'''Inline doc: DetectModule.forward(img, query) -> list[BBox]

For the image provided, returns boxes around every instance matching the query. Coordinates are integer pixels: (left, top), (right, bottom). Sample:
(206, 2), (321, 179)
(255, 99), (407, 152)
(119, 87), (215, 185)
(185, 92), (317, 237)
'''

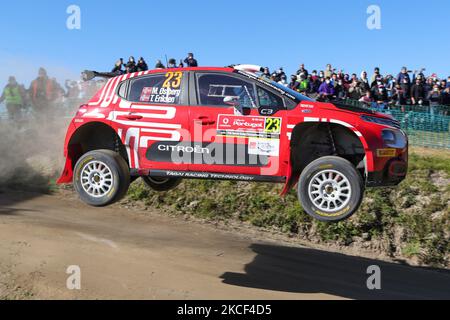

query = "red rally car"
(58, 65), (408, 222)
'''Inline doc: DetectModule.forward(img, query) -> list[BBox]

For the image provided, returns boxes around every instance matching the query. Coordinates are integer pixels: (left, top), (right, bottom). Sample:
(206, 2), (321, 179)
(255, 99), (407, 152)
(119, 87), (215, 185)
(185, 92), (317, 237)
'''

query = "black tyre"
(141, 176), (182, 192)
(298, 156), (364, 222)
(73, 150), (130, 207)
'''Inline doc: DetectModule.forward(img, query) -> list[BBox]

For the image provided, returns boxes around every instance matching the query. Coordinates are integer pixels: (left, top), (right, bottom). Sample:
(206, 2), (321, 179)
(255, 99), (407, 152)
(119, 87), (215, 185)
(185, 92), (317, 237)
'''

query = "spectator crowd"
(274, 64), (450, 113)
(2, 52), (449, 123)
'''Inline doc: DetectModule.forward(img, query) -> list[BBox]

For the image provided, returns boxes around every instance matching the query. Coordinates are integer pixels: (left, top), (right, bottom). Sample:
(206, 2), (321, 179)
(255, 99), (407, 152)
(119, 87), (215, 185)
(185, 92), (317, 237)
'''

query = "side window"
(257, 86), (285, 108)
(117, 81), (128, 98)
(128, 72), (183, 104)
(196, 73), (256, 108)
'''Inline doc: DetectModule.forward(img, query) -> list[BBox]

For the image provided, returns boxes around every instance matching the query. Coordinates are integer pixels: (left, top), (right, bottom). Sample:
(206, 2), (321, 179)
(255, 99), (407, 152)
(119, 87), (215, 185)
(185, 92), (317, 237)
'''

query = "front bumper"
(366, 158), (408, 187)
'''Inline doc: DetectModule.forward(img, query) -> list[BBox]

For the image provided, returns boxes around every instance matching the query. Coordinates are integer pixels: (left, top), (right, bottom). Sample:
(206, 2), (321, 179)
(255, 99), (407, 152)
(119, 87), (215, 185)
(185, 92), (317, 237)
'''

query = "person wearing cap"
(184, 53), (198, 67)
(0, 76), (27, 121)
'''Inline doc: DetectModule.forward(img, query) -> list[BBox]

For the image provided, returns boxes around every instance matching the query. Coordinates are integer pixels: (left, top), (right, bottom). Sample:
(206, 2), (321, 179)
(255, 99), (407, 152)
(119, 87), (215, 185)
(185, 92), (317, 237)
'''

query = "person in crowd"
(371, 74), (383, 89)
(397, 67), (411, 102)
(440, 87), (450, 112)
(184, 53), (198, 67)
(309, 73), (321, 94)
(276, 67), (286, 79)
(288, 75), (300, 91)
(410, 78), (425, 105)
(296, 64), (308, 77)
(427, 84), (442, 116)
(278, 74), (288, 87)
(391, 83), (406, 107)
(372, 84), (388, 109)
(111, 58), (124, 74)
(65, 80), (80, 99)
(359, 91), (373, 105)
(348, 79), (363, 100)
(424, 77), (435, 102)
(271, 71), (282, 82)
(318, 70), (325, 79)
(297, 74), (309, 94)
(168, 58), (178, 68)
(29, 68), (60, 121)
(124, 56), (137, 73)
(370, 67), (381, 85)
(155, 60), (166, 69)
(331, 73), (338, 86)
(385, 75), (395, 99)
(318, 77), (335, 100)
(261, 67), (271, 80)
(334, 78), (346, 99)
(360, 71), (370, 91)
(324, 64), (334, 78)
(0, 76), (27, 121)
(137, 57), (148, 71)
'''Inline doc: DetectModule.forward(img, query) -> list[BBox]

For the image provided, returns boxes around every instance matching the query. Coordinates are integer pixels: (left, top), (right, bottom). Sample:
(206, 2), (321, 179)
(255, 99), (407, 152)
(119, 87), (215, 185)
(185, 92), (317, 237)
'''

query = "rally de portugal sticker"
(217, 115), (282, 139)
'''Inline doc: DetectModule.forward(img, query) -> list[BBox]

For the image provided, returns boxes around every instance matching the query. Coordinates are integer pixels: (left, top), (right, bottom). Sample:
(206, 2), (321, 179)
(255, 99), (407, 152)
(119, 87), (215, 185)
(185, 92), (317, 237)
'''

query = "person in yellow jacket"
(0, 76), (26, 120)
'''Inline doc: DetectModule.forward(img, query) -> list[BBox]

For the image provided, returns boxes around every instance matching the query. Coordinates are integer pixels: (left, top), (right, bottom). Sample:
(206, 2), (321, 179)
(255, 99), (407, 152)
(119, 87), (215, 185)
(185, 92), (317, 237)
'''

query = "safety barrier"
(342, 99), (450, 149)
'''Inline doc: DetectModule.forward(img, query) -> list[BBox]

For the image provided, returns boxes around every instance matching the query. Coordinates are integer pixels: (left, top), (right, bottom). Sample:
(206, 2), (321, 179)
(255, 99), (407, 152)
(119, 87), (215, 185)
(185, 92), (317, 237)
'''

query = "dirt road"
(0, 190), (449, 300)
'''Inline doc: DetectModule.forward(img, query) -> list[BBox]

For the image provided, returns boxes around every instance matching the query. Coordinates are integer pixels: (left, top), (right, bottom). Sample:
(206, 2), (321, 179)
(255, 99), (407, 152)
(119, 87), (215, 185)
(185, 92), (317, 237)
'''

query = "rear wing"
(81, 70), (121, 81)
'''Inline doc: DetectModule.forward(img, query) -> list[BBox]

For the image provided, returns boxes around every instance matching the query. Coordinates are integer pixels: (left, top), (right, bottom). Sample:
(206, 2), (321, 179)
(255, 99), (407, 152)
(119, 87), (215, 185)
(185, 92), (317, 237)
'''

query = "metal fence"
(342, 99), (450, 149)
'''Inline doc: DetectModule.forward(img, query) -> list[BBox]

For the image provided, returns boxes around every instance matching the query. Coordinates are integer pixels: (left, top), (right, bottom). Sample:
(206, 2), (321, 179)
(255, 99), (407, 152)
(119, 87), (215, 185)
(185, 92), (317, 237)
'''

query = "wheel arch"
(282, 121), (371, 195)
(57, 121), (129, 184)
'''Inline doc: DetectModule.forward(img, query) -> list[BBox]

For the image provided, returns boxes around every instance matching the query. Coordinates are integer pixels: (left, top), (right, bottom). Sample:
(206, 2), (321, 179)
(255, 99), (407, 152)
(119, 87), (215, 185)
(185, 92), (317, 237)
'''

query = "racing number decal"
(265, 118), (281, 134)
(163, 72), (183, 89)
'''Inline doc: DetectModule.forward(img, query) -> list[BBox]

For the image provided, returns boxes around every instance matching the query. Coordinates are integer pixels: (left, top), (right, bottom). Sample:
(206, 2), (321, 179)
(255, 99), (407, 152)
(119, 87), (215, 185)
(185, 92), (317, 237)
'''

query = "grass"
(127, 150), (450, 268)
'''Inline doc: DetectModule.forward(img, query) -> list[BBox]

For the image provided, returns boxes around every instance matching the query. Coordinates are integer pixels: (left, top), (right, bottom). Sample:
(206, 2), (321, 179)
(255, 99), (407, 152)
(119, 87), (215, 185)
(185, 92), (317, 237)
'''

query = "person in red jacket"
(29, 68), (59, 122)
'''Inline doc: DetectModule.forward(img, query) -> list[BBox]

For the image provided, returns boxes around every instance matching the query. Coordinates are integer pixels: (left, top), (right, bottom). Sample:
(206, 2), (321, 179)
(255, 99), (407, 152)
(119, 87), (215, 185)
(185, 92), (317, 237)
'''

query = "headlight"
(361, 115), (401, 129)
(381, 129), (407, 148)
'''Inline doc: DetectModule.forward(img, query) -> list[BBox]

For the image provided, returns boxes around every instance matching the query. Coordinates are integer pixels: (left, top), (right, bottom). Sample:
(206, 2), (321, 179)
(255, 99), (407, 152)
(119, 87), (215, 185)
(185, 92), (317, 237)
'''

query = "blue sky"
(0, 0), (449, 88)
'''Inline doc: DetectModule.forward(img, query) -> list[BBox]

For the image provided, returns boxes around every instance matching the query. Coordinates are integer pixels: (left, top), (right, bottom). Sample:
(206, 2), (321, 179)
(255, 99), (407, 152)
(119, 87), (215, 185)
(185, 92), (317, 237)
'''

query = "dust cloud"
(0, 106), (76, 193)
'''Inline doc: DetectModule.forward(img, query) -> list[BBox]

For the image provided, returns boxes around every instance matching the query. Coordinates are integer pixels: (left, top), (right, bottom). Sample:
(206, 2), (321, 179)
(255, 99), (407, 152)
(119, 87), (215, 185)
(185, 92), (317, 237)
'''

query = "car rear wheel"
(142, 176), (182, 192)
(74, 150), (130, 207)
(298, 156), (364, 222)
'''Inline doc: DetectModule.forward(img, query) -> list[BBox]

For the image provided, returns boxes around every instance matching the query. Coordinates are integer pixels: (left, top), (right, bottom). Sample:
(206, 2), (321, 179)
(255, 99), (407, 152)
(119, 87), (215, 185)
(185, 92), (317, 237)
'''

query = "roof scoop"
(232, 64), (264, 73)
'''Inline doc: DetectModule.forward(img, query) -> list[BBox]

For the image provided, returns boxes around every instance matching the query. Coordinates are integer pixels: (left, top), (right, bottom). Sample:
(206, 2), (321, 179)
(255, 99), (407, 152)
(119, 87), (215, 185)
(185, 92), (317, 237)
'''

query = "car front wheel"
(298, 156), (364, 222)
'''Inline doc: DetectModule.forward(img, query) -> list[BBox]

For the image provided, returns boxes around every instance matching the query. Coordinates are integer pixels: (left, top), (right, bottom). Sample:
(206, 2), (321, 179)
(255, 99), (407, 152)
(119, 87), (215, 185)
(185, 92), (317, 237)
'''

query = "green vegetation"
(127, 151), (450, 268)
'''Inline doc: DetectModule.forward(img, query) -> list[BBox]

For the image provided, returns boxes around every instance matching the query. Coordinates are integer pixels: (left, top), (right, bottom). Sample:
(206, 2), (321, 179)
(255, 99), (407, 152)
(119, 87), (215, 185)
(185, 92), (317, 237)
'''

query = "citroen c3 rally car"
(57, 64), (408, 222)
